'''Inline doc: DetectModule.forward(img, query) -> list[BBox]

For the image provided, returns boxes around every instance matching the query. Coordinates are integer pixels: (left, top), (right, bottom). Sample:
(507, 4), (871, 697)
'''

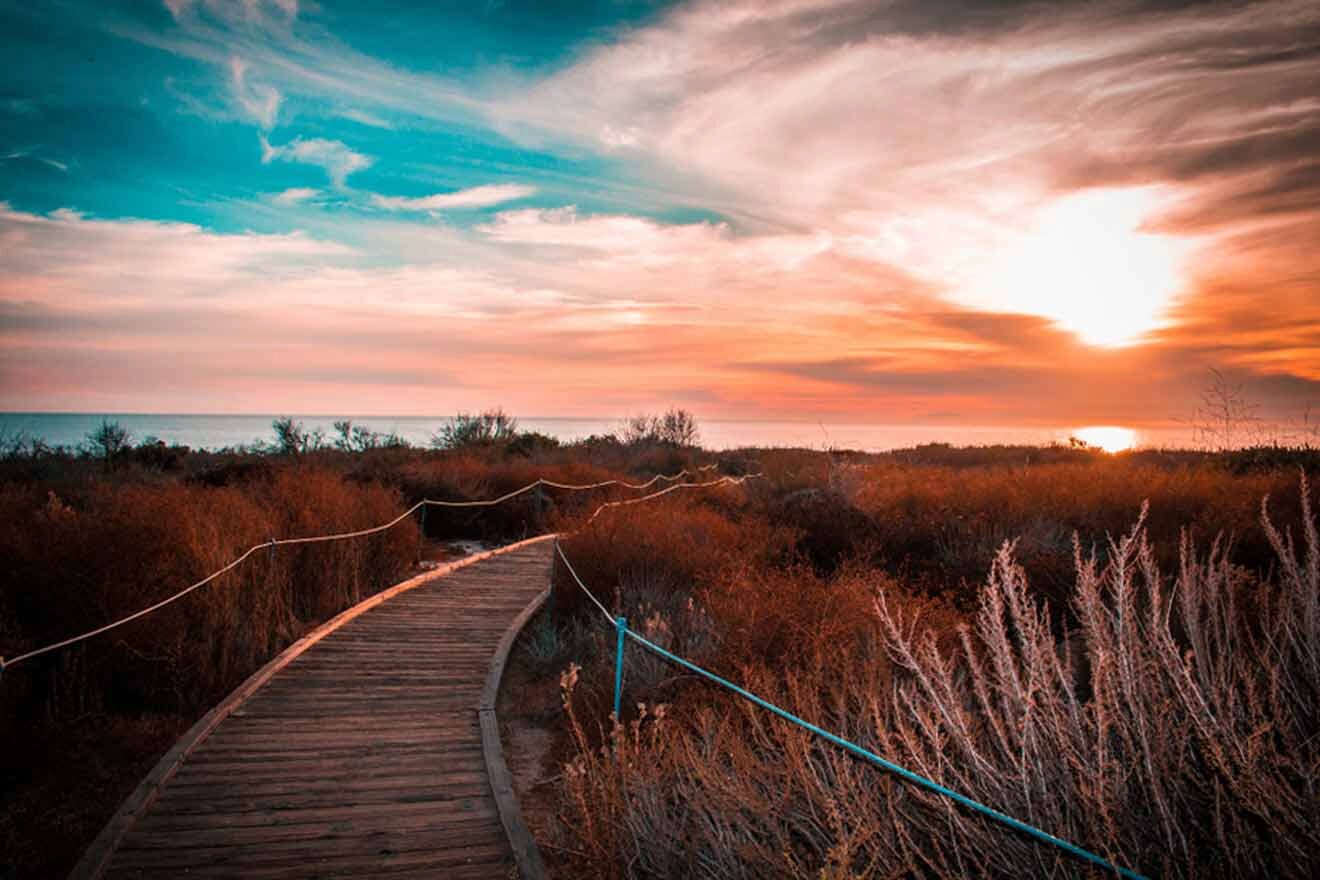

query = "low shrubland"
(525, 460), (1319, 878)
(2, 418), (1317, 877)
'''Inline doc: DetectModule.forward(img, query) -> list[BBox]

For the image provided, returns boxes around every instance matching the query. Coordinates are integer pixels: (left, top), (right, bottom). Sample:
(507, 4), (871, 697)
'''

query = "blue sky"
(1, 0), (1317, 421)
(0, 0), (690, 231)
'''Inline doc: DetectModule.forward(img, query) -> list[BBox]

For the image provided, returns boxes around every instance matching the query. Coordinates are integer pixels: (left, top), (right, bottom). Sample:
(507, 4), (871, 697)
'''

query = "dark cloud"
(1039, 13), (1320, 220)
(735, 351), (1320, 421)
(917, 310), (1079, 354)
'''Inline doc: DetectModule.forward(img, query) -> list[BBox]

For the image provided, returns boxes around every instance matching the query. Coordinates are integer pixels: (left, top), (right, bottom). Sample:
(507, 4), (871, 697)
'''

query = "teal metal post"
(613, 616), (627, 721)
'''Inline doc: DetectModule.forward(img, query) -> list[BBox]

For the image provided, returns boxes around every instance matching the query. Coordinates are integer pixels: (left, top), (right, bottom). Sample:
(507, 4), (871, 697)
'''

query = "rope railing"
(0, 465), (745, 674)
(416, 465), (720, 509)
(552, 540), (1150, 880)
(583, 474), (757, 525)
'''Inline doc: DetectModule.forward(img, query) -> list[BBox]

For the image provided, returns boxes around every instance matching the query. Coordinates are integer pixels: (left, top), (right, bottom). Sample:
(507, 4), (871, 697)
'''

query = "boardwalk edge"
(69, 533), (557, 880)
(478, 544), (554, 880)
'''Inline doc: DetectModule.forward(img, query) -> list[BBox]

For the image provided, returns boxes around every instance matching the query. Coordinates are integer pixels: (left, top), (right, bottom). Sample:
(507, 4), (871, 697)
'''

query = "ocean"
(0, 413), (1203, 453)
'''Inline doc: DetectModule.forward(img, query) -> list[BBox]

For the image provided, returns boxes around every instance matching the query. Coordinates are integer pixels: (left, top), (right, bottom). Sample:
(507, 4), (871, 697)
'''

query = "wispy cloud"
(121, 1), (481, 126)
(479, 206), (727, 253)
(4, 150), (68, 173)
(259, 136), (372, 187)
(270, 186), (319, 205)
(0, 203), (351, 284)
(227, 56), (281, 128)
(337, 107), (394, 129)
(166, 0), (298, 25)
(370, 183), (535, 212)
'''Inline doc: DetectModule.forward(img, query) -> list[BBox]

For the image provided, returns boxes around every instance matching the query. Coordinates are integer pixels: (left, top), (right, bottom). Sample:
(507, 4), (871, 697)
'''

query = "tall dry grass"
(548, 477), (1320, 878)
(850, 459), (1303, 609)
(0, 467), (417, 720)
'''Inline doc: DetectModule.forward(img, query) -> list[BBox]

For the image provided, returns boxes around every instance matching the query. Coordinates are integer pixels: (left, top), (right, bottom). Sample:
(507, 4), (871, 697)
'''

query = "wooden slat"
(77, 537), (555, 879)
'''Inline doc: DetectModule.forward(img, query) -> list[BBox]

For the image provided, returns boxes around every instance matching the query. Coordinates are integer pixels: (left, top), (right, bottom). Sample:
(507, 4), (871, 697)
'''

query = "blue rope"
(624, 629), (1148, 880)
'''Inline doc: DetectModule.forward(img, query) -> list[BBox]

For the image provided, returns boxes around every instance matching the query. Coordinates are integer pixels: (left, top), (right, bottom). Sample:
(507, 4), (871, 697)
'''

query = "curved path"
(74, 537), (554, 880)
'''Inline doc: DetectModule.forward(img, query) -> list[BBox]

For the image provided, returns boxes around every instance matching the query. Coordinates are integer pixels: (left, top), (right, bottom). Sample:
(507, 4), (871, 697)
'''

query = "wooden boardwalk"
(75, 538), (554, 880)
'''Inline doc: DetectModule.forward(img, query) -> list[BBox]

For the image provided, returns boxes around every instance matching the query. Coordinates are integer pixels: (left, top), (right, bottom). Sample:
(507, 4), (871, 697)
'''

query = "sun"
(961, 187), (1192, 347)
(1073, 425), (1137, 453)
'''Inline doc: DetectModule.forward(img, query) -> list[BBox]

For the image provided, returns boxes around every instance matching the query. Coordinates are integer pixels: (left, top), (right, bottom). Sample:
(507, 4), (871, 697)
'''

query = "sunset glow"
(962, 188), (1192, 348)
(0, 0), (1316, 424)
(1073, 426), (1138, 453)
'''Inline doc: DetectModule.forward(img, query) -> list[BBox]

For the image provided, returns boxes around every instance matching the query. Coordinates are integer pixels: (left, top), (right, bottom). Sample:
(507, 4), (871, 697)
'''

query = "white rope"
(553, 539), (615, 624)
(427, 465), (720, 504)
(1, 465), (744, 672)
(540, 470), (691, 492)
(4, 540), (275, 668)
(273, 501), (426, 545)
(582, 474), (760, 525)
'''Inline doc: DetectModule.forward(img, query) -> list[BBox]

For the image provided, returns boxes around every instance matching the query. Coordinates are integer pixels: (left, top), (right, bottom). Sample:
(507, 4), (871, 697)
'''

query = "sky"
(0, 0), (1317, 424)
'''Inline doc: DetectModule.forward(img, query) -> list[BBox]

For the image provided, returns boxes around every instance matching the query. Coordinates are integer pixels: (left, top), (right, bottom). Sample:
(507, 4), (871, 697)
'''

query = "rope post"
(612, 616), (627, 722)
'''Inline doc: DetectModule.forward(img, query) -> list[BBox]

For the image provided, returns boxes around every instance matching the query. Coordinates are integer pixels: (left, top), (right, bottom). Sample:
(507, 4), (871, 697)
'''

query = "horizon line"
(0, 411), (1193, 430)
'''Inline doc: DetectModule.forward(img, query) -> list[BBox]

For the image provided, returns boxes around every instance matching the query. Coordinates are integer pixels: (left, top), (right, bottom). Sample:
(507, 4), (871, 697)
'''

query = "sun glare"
(964, 187), (1192, 347)
(1073, 425), (1136, 453)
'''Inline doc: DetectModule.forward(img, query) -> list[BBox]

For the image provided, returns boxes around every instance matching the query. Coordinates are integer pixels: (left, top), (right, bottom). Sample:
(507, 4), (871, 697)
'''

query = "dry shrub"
(748, 448), (832, 493)
(852, 460), (1296, 606)
(551, 478), (1320, 878)
(262, 468), (415, 621)
(553, 491), (791, 623)
(389, 452), (656, 540)
(571, 439), (704, 482)
(765, 487), (879, 572)
(699, 564), (886, 674)
(0, 467), (416, 720)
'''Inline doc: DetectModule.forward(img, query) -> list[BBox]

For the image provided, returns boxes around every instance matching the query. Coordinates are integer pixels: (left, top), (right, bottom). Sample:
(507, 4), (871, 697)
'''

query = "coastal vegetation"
(0, 413), (1317, 876)
(535, 471), (1319, 877)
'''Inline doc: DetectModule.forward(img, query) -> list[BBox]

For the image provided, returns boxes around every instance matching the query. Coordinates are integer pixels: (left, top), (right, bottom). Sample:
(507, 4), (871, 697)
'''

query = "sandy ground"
(497, 608), (571, 874)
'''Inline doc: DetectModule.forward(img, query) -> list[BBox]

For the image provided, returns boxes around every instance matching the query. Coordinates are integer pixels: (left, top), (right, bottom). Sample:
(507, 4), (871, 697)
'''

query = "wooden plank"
(105, 841), (513, 879)
(159, 762), (490, 786)
(112, 829), (509, 864)
(121, 811), (504, 849)
(147, 786), (495, 815)
(132, 798), (489, 831)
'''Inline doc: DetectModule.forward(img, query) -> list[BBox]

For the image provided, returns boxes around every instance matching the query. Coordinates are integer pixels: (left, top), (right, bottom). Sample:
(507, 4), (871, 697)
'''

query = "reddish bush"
(0, 468), (416, 719)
